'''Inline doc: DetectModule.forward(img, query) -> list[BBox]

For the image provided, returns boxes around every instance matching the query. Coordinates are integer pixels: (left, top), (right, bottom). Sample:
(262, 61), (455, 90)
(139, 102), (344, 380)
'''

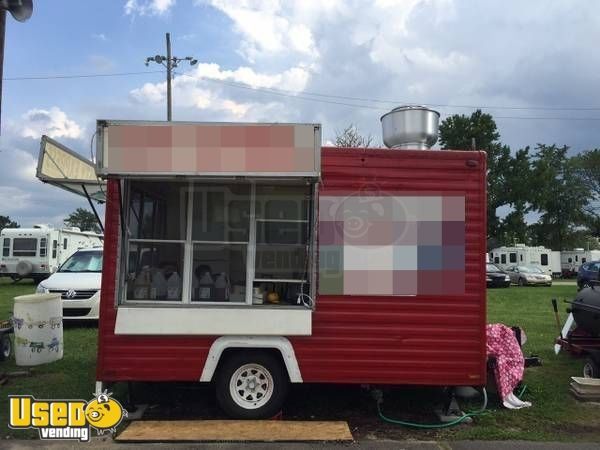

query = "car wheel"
(0, 334), (11, 361)
(582, 282), (591, 289)
(215, 351), (289, 419)
(518, 278), (526, 286)
(583, 357), (599, 379)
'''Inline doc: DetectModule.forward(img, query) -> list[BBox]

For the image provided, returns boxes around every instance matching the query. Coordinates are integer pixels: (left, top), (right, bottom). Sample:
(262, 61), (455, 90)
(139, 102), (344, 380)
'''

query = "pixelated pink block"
(197, 126), (221, 148)
(146, 126), (172, 148)
(443, 196), (465, 221)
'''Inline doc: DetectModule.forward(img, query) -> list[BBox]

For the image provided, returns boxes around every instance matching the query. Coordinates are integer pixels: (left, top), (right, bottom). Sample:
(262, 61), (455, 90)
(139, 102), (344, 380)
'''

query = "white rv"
(561, 248), (600, 276)
(0, 224), (102, 282)
(489, 244), (554, 276)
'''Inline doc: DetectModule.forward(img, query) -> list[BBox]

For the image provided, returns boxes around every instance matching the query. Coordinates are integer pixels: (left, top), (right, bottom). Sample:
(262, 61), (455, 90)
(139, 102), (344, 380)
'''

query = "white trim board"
(114, 307), (312, 336)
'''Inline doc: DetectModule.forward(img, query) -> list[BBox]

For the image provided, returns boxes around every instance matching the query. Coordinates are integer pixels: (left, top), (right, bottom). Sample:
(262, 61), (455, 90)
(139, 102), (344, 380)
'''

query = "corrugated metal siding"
(291, 147), (487, 386)
(97, 147), (486, 386)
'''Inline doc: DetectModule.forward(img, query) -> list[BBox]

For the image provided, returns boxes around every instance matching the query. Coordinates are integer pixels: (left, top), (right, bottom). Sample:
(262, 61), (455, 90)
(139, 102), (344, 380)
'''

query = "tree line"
(438, 110), (599, 250)
(0, 208), (101, 234)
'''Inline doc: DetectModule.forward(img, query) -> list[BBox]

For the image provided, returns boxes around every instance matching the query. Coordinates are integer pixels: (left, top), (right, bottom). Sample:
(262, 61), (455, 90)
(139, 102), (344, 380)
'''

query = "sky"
(1, 0), (600, 228)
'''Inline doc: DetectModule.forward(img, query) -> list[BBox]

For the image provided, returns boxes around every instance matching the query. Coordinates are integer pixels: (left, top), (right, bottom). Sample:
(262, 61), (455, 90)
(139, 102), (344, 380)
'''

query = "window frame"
(120, 179), (316, 307)
(40, 238), (47, 258)
(2, 238), (9, 257)
(12, 237), (38, 257)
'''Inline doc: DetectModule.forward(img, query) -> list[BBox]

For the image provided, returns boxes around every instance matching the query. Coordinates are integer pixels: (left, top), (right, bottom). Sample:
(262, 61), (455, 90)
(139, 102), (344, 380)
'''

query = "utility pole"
(165, 32), (172, 121)
(146, 32), (197, 121)
(0, 0), (34, 134)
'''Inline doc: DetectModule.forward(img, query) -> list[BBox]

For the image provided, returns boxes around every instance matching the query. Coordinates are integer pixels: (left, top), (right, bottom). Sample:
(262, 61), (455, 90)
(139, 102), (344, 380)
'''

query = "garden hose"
(374, 387), (489, 429)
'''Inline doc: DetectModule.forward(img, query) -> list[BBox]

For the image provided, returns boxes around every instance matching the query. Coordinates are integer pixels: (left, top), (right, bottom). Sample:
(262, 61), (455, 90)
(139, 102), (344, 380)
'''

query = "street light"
(145, 33), (197, 121)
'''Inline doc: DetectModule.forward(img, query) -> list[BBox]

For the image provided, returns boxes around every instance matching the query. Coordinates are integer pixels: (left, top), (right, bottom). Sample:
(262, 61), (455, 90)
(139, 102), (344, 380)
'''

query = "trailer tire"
(215, 351), (288, 419)
(518, 277), (526, 287)
(0, 334), (11, 361)
(583, 357), (599, 379)
(16, 261), (33, 277)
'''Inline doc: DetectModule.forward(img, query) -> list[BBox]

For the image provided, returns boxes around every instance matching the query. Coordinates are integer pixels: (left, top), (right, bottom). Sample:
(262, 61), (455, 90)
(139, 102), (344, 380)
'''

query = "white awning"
(36, 135), (106, 202)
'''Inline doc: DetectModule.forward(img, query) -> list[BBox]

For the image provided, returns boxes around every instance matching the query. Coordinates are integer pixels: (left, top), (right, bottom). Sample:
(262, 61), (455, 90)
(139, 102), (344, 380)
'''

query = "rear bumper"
(522, 279), (552, 286)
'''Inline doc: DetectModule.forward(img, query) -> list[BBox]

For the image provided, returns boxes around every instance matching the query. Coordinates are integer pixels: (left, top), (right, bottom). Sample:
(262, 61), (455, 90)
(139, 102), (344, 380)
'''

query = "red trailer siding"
(97, 147), (487, 386)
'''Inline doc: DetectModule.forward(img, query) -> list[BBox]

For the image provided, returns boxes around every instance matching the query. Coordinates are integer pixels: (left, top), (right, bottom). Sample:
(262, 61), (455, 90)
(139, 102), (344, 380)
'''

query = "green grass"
(450, 284), (600, 441)
(0, 279), (598, 441)
(0, 278), (97, 439)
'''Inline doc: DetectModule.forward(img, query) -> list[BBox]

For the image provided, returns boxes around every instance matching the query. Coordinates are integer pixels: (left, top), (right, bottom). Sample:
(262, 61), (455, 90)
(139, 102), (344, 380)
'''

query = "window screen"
(501, 254), (506, 264)
(63, 238), (68, 250)
(541, 254), (548, 266)
(2, 238), (9, 257)
(509, 253), (517, 263)
(13, 238), (37, 257)
(52, 240), (57, 258)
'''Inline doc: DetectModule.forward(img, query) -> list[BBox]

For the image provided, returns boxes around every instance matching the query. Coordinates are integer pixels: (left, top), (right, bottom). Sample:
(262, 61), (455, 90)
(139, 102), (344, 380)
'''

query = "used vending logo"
(8, 391), (127, 442)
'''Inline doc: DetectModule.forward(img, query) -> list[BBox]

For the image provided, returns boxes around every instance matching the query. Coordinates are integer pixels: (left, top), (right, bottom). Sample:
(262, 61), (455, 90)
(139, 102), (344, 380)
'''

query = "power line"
(3, 70), (164, 80)
(201, 76), (600, 113)
(5, 68), (600, 120)
(200, 76), (600, 121)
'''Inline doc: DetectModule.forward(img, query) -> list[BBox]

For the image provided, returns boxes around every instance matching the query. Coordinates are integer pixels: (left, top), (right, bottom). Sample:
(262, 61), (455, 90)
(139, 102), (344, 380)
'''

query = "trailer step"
(116, 420), (353, 442)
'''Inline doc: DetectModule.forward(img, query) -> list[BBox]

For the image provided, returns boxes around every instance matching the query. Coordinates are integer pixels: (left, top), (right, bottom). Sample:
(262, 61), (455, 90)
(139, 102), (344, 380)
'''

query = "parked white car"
(36, 247), (102, 319)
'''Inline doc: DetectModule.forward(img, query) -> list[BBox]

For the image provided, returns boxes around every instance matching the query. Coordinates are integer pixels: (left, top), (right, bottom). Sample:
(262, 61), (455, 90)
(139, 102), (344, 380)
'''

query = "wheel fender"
(200, 336), (302, 383)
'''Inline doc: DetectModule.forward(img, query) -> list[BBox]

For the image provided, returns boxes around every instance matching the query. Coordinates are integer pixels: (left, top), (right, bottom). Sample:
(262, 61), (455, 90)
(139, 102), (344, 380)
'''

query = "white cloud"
(18, 107), (83, 140)
(91, 33), (108, 41)
(129, 62), (311, 120)
(205, 0), (318, 61)
(125, 0), (176, 16)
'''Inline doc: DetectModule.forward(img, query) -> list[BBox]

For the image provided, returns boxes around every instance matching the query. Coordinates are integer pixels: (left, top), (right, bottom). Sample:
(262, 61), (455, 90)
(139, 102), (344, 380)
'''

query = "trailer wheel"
(0, 334), (11, 361)
(518, 278), (526, 287)
(583, 357), (599, 379)
(215, 351), (288, 419)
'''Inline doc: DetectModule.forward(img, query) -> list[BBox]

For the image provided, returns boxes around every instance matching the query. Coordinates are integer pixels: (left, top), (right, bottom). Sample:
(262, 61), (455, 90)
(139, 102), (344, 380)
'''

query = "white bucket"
(13, 293), (63, 366)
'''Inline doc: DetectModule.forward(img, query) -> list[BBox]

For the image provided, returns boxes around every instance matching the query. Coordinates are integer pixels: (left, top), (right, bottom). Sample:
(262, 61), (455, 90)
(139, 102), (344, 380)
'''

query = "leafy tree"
(439, 109), (500, 151)
(334, 124), (374, 148)
(497, 147), (532, 244)
(64, 208), (101, 233)
(528, 144), (589, 249)
(438, 109), (508, 240)
(0, 215), (19, 231)
(572, 148), (600, 238)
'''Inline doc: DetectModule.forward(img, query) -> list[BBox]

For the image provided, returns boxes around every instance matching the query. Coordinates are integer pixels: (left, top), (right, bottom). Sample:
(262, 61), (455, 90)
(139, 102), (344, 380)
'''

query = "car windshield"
(487, 264), (501, 272)
(59, 251), (103, 273)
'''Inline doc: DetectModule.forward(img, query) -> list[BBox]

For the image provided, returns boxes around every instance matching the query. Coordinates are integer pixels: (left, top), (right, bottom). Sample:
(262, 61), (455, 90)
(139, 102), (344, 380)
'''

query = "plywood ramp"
(116, 420), (354, 442)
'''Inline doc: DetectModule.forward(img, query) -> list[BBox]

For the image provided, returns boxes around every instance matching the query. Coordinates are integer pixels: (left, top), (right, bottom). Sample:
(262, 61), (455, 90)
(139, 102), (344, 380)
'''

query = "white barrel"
(13, 293), (63, 366)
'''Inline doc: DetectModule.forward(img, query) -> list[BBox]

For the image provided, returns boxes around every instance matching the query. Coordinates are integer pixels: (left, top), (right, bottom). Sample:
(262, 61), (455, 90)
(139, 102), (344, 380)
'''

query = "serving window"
(122, 180), (315, 306)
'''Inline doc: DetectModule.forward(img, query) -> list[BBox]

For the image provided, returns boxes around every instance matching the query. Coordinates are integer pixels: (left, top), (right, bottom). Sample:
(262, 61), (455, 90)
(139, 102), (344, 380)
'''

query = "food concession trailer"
(38, 106), (487, 419)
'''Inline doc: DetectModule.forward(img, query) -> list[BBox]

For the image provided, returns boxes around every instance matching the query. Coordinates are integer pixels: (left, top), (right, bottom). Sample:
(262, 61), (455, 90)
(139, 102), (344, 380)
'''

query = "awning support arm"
(81, 184), (104, 234)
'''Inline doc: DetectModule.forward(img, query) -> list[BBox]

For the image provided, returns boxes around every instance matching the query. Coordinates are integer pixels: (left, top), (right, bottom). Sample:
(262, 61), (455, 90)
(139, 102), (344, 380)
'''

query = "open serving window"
(97, 121), (320, 336)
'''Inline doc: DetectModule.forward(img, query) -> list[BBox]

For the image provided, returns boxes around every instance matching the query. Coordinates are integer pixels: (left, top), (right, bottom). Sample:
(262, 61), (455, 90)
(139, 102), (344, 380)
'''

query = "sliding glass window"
(126, 181), (187, 302)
